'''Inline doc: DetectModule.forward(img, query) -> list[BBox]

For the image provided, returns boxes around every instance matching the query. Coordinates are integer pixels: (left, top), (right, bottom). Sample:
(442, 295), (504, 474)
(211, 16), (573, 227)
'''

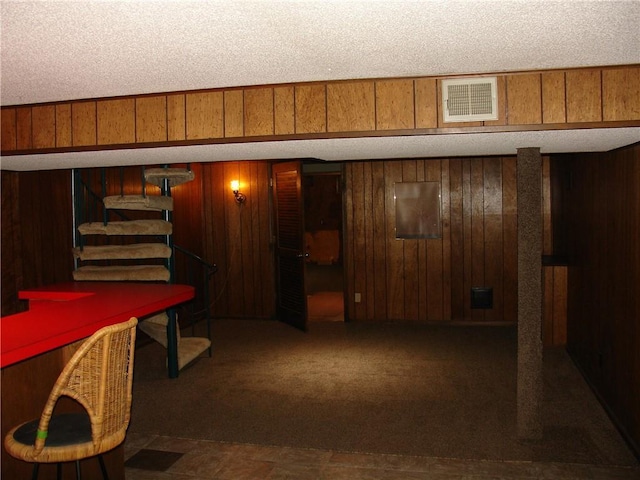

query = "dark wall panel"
(563, 143), (640, 455)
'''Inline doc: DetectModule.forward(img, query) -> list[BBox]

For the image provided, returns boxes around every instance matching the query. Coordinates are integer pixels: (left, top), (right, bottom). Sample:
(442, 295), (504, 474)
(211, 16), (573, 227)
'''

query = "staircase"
(73, 166), (211, 374)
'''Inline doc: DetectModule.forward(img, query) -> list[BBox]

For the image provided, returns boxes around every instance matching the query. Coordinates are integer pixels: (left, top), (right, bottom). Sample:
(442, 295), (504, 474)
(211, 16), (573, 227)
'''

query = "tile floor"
(124, 433), (640, 480)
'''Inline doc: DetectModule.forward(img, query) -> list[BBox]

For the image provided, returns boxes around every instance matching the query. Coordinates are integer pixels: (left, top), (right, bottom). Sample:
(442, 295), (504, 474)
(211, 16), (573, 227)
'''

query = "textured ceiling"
(1, 0), (639, 170)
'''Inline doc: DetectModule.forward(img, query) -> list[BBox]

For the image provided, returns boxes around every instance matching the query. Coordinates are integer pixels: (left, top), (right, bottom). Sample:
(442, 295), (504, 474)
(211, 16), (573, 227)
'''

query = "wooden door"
(272, 161), (307, 331)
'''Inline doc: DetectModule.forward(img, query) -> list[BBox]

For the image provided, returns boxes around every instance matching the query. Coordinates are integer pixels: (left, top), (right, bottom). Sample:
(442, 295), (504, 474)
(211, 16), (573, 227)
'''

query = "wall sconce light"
(230, 180), (246, 204)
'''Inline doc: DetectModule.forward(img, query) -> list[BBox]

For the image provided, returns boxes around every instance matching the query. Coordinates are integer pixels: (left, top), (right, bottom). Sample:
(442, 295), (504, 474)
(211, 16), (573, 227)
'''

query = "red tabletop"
(1, 282), (194, 368)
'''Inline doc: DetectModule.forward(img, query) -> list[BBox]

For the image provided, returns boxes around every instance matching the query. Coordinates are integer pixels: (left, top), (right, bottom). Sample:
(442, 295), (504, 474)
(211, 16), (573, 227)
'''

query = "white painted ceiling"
(1, 0), (639, 171)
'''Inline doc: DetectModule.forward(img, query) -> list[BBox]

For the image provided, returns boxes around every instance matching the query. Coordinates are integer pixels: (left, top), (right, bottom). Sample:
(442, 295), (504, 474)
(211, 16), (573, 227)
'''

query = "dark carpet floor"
(129, 319), (638, 466)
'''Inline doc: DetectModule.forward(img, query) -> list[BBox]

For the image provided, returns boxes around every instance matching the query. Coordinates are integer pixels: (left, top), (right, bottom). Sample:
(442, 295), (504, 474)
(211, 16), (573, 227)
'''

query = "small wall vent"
(442, 77), (498, 123)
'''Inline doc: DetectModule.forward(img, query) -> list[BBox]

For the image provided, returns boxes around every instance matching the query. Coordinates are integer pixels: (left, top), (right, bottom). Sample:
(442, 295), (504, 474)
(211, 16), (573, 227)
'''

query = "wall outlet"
(355, 293), (361, 303)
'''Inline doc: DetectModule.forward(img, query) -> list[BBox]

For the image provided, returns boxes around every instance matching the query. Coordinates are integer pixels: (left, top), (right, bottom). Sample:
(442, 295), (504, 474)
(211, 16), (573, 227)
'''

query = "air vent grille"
(443, 77), (498, 123)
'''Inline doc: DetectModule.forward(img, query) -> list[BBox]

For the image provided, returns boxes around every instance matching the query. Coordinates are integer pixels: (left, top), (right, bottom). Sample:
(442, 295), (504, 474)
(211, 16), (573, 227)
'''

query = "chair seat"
(12, 413), (92, 448)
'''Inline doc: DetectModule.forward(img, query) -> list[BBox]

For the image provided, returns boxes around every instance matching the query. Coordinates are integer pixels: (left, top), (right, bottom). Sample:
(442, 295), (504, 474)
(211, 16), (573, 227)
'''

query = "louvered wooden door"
(272, 161), (307, 331)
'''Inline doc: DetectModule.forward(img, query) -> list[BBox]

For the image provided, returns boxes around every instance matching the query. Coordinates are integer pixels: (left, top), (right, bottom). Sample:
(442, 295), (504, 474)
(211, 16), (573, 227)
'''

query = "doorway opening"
(303, 163), (344, 322)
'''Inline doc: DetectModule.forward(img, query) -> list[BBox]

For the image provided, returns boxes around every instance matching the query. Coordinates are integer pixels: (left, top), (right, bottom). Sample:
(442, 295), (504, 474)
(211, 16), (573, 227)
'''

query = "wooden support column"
(517, 147), (543, 440)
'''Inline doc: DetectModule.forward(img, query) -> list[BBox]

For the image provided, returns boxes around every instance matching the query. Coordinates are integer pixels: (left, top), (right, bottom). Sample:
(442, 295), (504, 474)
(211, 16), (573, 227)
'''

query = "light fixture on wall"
(230, 180), (246, 204)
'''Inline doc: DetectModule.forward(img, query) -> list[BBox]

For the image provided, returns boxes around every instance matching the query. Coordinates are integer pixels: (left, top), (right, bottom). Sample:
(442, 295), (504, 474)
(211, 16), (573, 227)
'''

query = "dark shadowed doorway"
(303, 162), (345, 322)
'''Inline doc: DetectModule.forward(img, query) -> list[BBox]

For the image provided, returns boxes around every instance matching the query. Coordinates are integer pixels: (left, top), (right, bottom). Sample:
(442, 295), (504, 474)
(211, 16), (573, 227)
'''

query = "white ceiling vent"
(442, 77), (498, 123)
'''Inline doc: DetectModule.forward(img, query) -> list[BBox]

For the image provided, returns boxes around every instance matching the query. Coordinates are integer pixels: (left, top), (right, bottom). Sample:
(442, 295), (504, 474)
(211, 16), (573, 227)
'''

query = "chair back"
(34, 317), (138, 454)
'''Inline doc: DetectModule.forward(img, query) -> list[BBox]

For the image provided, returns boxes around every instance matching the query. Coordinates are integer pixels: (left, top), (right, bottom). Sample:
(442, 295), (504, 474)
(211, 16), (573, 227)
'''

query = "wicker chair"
(4, 317), (138, 479)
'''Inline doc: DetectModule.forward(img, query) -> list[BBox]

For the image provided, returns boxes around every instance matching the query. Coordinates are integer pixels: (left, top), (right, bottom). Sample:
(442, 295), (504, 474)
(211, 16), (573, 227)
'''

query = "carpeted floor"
(129, 319), (638, 466)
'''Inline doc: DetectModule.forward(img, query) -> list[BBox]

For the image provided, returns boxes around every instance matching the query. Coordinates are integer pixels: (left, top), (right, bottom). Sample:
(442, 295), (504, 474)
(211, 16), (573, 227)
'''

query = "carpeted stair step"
(73, 243), (172, 261)
(78, 219), (172, 236)
(73, 265), (170, 282)
(177, 337), (212, 369)
(104, 195), (173, 212)
(145, 168), (195, 188)
(139, 313), (211, 369)
(139, 313), (173, 348)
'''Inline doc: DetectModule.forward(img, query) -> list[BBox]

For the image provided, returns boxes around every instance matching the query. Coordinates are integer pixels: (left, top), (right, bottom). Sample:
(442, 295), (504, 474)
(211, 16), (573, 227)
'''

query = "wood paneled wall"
(3, 155), (563, 326)
(0, 163), (275, 320)
(543, 265), (567, 346)
(201, 161), (275, 319)
(0, 170), (74, 316)
(344, 155), (553, 323)
(1, 172), (23, 316)
(2, 66), (638, 159)
(562, 143), (640, 455)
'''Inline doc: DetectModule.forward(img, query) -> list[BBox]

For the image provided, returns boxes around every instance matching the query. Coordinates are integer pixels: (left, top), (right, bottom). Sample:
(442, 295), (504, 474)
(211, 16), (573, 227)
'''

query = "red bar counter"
(1, 282), (194, 480)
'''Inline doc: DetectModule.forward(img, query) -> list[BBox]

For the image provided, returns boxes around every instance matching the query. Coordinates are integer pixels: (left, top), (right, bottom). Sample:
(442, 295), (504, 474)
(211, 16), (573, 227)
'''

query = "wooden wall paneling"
(18, 172), (44, 288)
(274, 86), (295, 135)
(295, 84), (326, 134)
(470, 159), (486, 321)
(222, 162), (244, 314)
(31, 105), (55, 149)
(171, 163), (206, 276)
(564, 144), (640, 453)
(360, 162), (375, 320)
(602, 67), (640, 121)
(565, 154), (593, 368)
(371, 161), (388, 320)
(238, 161), (255, 315)
(1, 172), (23, 316)
(72, 101), (97, 146)
(343, 163), (355, 320)
(186, 91), (223, 140)
(416, 161), (428, 320)
(502, 157), (518, 322)
(167, 94), (186, 141)
(542, 71), (567, 123)
(327, 81), (375, 133)
(605, 147), (638, 434)
(244, 87), (274, 137)
(552, 266), (567, 345)
(16, 107), (32, 150)
(440, 159), (452, 321)
(202, 162), (229, 316)
(214, 161), (232, 316)
(448, 159), (464, 321)
(482, 157), (504, 322)
(97, 98), (135, 145)
(484, 76), (507, 126)
(224, 90), (244, 138)
(46, 170), (74, 285)
(17, 171), (73, 289)
(1, 108), (17, 151)
(401, 160), (419, 321)
(566, 69), (603, 122)
(385, 161), (405, 320)
(543, 266), (555, 346)
(414, 78), (438, 129)
(350, 162), (367, 320)
(135, 96), (167, 143)
(375, 79), (415, 130)
(542, 155), (553, 254)
(461, 159), (473, 320)
(478, 157), (503, 321)
(55, 104), (72, 148)
(254, 161), (275, 318)
(426, 160), (444, 320)
(506, 74), (542, 125)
